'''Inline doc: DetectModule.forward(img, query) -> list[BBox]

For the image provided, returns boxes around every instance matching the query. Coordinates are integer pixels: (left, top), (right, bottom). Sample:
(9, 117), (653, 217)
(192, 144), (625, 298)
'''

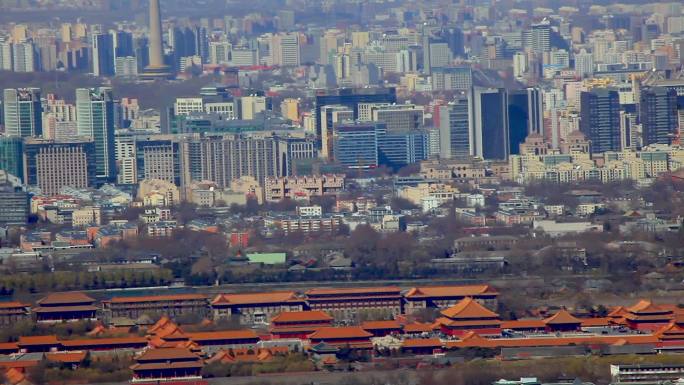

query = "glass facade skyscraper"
(639, 87), (678, 146)
(333, 122), (381, 168)
(93, 33), (115, 77)
(76, 87), (116, 183)
(377, 129), (429, 169)
(439, 93), (472, 159)
(315, 87), (396, 144)
(580, 88), (621, 154)
(0, 136), (24, 182)
(473, 87), (510, 160)
(508, 87), (543, 155)
(3, 88), (42, 138)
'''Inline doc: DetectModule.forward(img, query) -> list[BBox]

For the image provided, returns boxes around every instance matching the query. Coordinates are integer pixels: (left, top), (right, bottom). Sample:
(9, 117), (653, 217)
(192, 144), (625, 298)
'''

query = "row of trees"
(201, 353), (314, 378)
(28, 352), (133, 384)
(0, 269), (174, 295)
(0, 320), (96, 343)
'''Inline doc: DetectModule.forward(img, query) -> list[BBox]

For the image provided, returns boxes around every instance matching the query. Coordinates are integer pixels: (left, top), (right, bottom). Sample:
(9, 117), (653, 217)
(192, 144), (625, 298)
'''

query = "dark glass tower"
(508, 87), (543, 155)
(639, 86), (678, 146)
(580, 88), (621, 154)
(473, 87), (509, 160)
(93, 33), (115, 76)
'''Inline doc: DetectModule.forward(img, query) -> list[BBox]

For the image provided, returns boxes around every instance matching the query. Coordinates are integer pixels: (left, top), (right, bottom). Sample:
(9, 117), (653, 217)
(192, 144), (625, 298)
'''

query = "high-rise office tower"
(513, 52), (528, 79)
(0, 137), (24, 181)
(525, 20), (551, 53)
(333, 122), (381, 168)
(431, 66), (473, 91)
(11, 41), (36, 72)
(580, 88), (621, 154)
(136, 136), (182, 185)
(439, 26), (465, 58)
(574, 49), (594, 78)
(378, 129), (429, 169)
(0, 39), (12, 71)
(92, 33), (115, 76)
(112, 30), (135, 58)
(280, 136), (317, 176)
(369, 104), (424, 132)
(35, 38), (58, 71)
(439, 93), (472, 159)
(271, 33), (301, 67)
(508, 88), (544, 155)
(179, 134), (280, 186)
(3, 88), (42, 138)
(208, 41), (231, 65)
(239, 95), (268, 120)
(319, 105), (353, 160)
(428, 42), (452, 69)
(76, 88), (116, 183)
(134, 36), (150, 73)
(60, 23), (72, 43)
(22, 138), (97, 195)
(639, 87), (679, 146)
(620, 111), (639, 150)
(315, 88), (396, 144)
(641, 22), (660, 43)
(473, 87), (510, 160)
(194, 26), (209, 63)
(0, 171), (29, 225)
(114, 131), (137, 185)
(170, 26), (198, 70)
(421, 26), (432, 75)
(11, 25), (28, 44)
(141, 0), (173, 79)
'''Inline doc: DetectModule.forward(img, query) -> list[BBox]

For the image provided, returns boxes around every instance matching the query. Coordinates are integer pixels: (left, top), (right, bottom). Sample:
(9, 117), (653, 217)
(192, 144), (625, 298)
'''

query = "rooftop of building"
(271, 310), (333, 324)
(211, 291), (301, 306)
(305, 286), (402, 296)
(440, 297), (500, 320)
(107, 293), (207, 304)
(308, 326), (374, 340)
(404, 284), (499, 299)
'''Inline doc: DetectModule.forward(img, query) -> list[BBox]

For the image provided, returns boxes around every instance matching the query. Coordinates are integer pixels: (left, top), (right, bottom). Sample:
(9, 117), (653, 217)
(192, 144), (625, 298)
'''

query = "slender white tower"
(142, 0), (172, 79)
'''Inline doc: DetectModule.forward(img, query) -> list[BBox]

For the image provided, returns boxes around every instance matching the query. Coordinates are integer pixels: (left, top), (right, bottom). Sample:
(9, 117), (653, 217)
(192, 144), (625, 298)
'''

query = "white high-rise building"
(0, 39), (13, 71)
(438, 93), (473, 159)
(334, 54), (351, 81)
(115, 132), (137, 184)
(115, 56), (138, 77)
(574, 49), (594, 78)
(396, 49), (418, 73)
(592, 36), (611, 63)
(12, 41), (35, 72)
(209, 41), (231, 65)
(428, 42), (452, 68)
(549, 49), (570, 68)
(525, 20), (551, 53)
(3, 88), (42, 138)
(513, 52), (528, 78)
(271, 33), (300, 66)
(230, 48), (258, 66)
